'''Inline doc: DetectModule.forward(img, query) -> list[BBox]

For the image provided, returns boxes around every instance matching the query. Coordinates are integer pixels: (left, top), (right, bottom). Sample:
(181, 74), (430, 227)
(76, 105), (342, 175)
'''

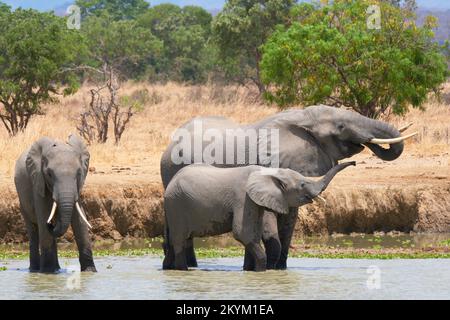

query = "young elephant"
(163, 161), (355, 271)
(14, 134), (95, 273)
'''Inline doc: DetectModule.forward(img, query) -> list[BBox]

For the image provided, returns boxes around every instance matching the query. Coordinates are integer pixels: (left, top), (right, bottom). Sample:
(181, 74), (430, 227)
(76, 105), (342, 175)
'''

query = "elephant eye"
(337, 124), (345, 131)
(300, 182), (306, 188)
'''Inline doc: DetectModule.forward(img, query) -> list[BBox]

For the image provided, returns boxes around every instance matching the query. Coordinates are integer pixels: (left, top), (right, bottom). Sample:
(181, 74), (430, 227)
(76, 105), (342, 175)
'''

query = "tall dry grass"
(0, 81), (449, 180)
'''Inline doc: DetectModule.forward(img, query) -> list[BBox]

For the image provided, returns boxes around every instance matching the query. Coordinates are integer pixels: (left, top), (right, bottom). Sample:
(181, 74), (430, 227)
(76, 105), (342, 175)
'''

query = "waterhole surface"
(1, 257), (449, 300)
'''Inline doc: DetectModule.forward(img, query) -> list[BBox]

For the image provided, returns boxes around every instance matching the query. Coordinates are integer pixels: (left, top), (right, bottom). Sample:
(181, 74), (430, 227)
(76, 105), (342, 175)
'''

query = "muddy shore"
(1, 153), (449, 244)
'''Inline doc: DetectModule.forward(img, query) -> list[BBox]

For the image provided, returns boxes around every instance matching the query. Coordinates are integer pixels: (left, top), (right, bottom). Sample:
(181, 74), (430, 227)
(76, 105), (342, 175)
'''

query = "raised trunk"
(316, 161), (356, 193)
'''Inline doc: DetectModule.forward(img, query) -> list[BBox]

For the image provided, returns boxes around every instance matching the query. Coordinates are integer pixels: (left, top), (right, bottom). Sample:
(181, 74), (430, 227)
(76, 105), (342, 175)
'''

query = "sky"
(2, 0), (450, 12)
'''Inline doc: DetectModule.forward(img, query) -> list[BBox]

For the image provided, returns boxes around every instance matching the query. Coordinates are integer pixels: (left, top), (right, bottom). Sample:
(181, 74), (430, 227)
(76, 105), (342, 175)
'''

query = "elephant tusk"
(76, 202), (92, 229)
(316, 196), (327, 205)
(398, 122), (413, 133)
(47, 202), (57, 224)
(370, 132), (418, 145)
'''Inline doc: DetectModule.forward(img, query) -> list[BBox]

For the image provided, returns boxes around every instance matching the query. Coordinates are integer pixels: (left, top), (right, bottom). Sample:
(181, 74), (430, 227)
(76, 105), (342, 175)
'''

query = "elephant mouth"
(46, 201), (92, 234)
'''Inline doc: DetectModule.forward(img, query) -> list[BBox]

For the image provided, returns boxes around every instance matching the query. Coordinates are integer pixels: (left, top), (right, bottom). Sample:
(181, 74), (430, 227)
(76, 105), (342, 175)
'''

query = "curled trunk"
(362, 117), (404, 161)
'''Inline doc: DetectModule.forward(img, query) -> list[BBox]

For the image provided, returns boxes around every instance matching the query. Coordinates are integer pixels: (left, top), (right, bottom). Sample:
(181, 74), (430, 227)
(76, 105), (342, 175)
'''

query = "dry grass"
(0, 81), (449, 181)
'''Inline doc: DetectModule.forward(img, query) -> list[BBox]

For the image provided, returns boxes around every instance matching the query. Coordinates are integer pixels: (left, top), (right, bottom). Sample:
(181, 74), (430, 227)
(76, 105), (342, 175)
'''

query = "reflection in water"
(1, 257), (450, 300)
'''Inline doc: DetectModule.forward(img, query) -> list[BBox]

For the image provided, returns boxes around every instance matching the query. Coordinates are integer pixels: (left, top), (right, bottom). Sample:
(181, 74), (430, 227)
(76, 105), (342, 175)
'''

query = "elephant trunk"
(316, 161), (356, 194)
(49, 191), (76, 238)
(363, 117), (404, 161)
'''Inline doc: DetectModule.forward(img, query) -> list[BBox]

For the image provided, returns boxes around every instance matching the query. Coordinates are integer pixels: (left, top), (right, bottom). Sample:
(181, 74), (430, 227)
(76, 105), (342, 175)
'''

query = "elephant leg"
(174, 244), (188, 271)
(26, 222), (40, 272)
(243, 249), (255, 271)
(38, 228), (59, 274)
(262, 211), (281, 269)
(185, 238), (198, 268)
(72, 210), (97, 272)
(162, 243), (175, 270)
(244, 243), (267, 272)
(276, 207), (298, 270)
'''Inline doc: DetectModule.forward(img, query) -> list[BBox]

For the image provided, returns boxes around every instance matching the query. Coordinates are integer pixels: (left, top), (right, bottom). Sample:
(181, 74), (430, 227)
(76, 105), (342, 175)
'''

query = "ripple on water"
(1, 257), (449, 300)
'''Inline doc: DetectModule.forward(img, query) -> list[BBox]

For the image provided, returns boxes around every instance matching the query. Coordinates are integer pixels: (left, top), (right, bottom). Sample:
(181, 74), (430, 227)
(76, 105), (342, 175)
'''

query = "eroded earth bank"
(1, 152), (449, 244)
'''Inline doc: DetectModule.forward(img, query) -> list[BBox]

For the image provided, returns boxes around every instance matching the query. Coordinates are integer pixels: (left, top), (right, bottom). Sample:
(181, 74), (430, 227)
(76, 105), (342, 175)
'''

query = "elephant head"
(246, 162), (356, 214)
(26, 134), (91, 238)
(268, 105), (416, 167)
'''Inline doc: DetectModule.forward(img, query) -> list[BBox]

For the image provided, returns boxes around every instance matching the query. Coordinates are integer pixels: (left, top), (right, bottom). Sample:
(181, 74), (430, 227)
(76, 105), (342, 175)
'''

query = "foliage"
(137, 4), (213, 82)
(75, 0), (149, 20)
(81, 12), (162, 80)
(0, 6), (82, 136)
(212, 0), (295, 92)
(261, 0), (449, 117)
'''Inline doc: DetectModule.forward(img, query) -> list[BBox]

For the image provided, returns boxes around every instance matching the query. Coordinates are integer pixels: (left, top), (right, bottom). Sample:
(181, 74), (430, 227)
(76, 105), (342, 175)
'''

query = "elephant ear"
(67, 134), (90, 191)
(26, 137), (55, 198)
(246, 170), (289, 214)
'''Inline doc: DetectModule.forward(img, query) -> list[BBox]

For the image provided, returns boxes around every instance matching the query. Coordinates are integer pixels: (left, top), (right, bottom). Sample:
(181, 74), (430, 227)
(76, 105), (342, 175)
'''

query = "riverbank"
(2, 234), (450, 262)
(1, 152), (449, 243)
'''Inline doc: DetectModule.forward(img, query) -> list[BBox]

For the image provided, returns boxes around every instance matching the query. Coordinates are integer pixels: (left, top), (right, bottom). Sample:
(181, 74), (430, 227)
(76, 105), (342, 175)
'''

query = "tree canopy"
(0, 6), (82, 136)
(260, 0), (448, 117)
(212, 0), (295, 92)
(75, 0), (149, 20)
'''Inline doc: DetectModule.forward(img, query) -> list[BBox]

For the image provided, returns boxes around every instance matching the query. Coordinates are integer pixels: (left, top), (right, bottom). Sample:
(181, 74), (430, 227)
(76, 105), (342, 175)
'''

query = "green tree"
(75, 0), (149, 20)
(138, 4), (213, 82)
(0, 6), (83, 136)
(82, 12), (162, 79)
(261, 0), (448, 117)
(212, 0), (294, 93)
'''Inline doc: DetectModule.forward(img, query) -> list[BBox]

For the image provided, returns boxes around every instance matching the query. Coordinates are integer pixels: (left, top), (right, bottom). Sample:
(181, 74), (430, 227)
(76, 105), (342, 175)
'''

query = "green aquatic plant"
(2, 245), (450, 261)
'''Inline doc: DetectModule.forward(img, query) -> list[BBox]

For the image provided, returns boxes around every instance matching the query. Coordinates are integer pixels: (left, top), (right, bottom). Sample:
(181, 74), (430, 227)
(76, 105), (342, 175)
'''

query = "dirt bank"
(0, 153), (449, 244)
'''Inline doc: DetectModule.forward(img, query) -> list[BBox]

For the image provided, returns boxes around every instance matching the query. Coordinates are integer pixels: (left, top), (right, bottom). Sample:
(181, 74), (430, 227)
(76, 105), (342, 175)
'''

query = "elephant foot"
(40, 267), (60, 274)
(185, 244), (198, 268)
(243, 250), (255, 271)
(275, 260), (287, 270)
(81, 265), (97, 273)
(263, 237), (281, 270)
(254, 258), (267, 272)
(29, 267), (40, 273)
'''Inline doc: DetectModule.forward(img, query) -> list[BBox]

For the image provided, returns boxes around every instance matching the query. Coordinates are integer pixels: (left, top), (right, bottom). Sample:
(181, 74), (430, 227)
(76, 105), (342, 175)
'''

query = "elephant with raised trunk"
(163, 162), (355, 271)
(160, 105), (416, 269)
(14, 134), (96, 273)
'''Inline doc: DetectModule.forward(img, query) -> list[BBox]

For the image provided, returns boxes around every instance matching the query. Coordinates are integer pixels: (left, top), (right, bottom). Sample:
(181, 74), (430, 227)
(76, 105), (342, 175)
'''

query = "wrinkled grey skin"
(14, 134), (96, 273)
(160, 105), (405, 269)
(163, 162), (355, 271)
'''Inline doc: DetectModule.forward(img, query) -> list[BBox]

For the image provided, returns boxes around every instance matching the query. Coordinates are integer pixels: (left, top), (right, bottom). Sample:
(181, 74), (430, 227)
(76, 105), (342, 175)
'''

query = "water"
(1, 257), (449, 300)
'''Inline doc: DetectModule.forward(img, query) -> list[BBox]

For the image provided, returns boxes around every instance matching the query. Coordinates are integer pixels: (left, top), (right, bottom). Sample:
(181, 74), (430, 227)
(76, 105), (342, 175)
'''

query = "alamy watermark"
(366, 265), (381, 290)
(170, 120), (280, 170)
(66, 5), (81, 30)
(66, 265), (81, 290)
(367, 5), (381, 30)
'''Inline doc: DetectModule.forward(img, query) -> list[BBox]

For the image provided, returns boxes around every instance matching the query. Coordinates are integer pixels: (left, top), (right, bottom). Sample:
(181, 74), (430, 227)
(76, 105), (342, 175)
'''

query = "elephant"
(160, 104), (416, 269)
(163, 161), (356, 271)
(14, 134), (96, 273)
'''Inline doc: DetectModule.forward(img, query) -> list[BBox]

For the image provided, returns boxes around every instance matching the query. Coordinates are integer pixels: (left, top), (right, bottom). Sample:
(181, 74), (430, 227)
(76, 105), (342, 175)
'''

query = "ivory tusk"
(398, 122), (413, 133)
(316, 195), (327, 205)
(47, 202), (57, 224)
(370, 132), (418, 145)
(76, 202), (92, 229)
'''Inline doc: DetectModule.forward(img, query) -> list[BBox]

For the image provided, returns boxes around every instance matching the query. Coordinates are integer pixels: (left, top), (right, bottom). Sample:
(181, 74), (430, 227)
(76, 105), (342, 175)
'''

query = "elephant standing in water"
(14, 134), (96, 273)
(163, 162), (355, 271)
(160, 105), (416, 269)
